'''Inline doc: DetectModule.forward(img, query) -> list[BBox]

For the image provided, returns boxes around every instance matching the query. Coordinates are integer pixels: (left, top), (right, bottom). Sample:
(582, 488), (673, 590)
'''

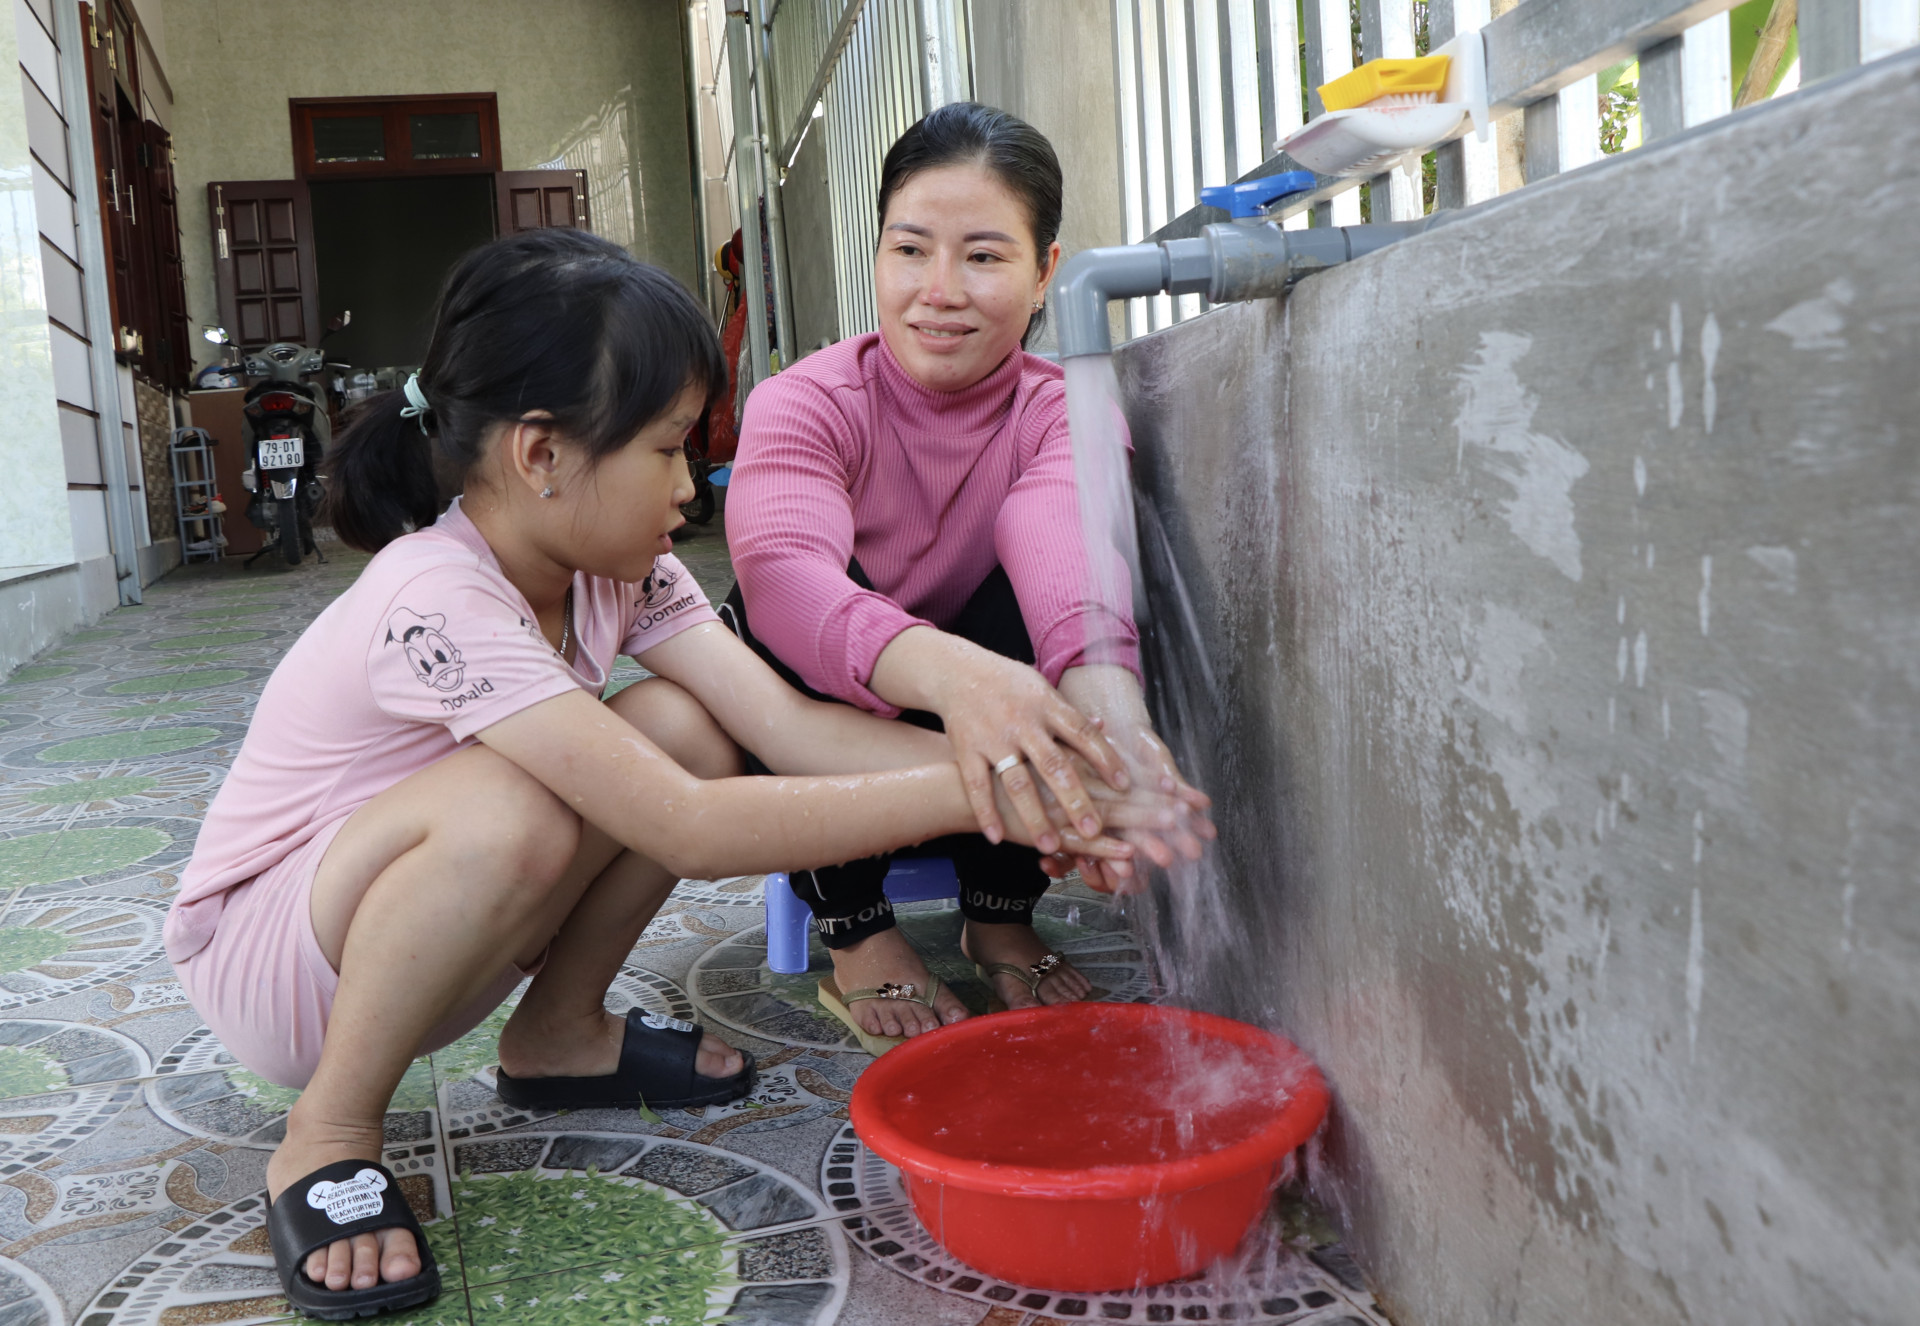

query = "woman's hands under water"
(987, 759), (1136, 865)
(1055, 666), (1215, 894)
(871, 627), (1129, 855)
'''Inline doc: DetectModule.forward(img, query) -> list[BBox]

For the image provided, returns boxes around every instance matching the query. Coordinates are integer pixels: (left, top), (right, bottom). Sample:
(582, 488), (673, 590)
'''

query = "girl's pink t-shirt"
(163, 500), (717, 964)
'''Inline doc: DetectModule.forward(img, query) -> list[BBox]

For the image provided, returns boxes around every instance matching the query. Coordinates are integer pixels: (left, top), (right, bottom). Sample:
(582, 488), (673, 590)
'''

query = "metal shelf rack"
(170, 427), (225, 563)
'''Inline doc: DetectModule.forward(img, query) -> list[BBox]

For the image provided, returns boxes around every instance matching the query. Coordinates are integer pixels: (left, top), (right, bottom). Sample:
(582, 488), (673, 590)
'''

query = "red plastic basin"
(850, 1001), (1328, 1292)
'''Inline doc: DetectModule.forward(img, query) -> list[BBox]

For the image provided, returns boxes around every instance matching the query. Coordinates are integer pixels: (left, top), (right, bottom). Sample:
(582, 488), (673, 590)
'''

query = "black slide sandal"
(494, 1007), (756, 1111)
(268, 1159), (440, 1321)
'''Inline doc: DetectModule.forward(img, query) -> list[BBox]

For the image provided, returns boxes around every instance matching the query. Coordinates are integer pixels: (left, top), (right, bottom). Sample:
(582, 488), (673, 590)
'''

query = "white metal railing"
(1109, 0), (1920, 342)
(822, 0), (953, 340)
(687, 2), (739, 318)
(768, 0), (870, 168)
(695, 0), (969, 385)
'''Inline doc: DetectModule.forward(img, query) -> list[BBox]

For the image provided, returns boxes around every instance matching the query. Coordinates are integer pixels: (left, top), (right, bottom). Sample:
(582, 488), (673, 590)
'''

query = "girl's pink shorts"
(174, 816), (536, 1089)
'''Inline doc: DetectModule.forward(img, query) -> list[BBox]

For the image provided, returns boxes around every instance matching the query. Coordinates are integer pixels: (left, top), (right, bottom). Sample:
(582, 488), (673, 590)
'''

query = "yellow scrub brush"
(1318, 55), (1452, 111)
(1277, 34), (1489, 179)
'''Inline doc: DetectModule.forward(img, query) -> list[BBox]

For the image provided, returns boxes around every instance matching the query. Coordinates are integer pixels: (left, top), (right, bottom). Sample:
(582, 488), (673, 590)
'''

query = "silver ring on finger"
(992, 753), (1022, 778)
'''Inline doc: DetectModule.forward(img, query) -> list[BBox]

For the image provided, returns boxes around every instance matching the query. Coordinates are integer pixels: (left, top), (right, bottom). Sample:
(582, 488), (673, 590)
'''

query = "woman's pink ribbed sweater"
(728, 332), (1139, 717)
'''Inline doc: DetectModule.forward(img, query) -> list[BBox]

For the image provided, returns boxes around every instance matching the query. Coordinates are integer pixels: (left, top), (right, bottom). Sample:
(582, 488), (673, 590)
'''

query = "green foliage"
(1729, 0), (1778, 91)
(1598, 63), (1640, 155)
(455, 1169), (731, 1324)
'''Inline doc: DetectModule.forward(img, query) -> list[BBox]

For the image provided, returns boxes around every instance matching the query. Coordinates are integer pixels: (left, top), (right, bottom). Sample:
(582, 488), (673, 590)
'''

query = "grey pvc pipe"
(1053, 220), (1430, 359)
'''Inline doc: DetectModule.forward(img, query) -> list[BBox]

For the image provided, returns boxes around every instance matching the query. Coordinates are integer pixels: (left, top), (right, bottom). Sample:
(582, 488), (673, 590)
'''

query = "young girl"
(163, 229), (1154, 1320)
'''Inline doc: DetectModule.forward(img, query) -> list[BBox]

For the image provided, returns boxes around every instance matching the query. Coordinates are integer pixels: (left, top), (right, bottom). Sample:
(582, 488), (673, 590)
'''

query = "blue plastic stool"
(763, 857), (959, 974)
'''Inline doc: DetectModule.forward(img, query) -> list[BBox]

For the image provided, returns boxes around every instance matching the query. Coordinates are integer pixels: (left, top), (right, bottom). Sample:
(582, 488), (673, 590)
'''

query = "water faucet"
(1051, 181), (1432, 359)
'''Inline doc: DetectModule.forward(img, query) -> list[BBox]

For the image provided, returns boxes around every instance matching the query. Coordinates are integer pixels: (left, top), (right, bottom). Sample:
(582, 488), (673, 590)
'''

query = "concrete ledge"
(0, 563), (84, 681)
(1117, 46), (1920, 1326)
(139, 537), (181, 587)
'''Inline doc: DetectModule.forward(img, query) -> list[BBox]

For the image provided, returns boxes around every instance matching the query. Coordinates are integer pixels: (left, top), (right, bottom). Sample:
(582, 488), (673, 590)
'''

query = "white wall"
(0, 0), (77, 573)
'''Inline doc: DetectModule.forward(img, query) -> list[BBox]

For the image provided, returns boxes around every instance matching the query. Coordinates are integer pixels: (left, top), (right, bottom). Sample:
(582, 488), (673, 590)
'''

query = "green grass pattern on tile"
(390, 1058), (438, 1112)
(455, 1168), (731, 1321)
(0, 1045), (67, 1097)
(230, 1068), (303, 1114)
(0, 927), (70, 973)
(6, 665), (76, 684)
(184, 604), (283, 619)
(105, 669), (247, 695)
(38, 727), (221, 762)
(0, 826), (170, 886)
(23, 775), (161, 805)
(149, 630), (271, 651)
(102, 700), (210, 720)
(429, 1003), (514, 1086)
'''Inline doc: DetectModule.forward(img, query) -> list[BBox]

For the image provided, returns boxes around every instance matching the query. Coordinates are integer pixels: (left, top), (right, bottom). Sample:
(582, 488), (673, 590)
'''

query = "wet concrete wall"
(1112, 49), (1920, 1326)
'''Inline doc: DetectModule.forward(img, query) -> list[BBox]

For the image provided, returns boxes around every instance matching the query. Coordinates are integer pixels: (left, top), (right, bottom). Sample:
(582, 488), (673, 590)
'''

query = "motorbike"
(673, 406), (718, 537)
(237, 342), (333, 566)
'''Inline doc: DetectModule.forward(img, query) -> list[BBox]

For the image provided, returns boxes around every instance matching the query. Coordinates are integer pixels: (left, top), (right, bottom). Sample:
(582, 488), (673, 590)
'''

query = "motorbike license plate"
(258, 436), (304, 470)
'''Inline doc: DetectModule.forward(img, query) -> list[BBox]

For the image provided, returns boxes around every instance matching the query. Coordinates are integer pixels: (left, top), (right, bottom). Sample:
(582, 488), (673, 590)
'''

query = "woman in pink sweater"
(728, 104), (1211, 1049)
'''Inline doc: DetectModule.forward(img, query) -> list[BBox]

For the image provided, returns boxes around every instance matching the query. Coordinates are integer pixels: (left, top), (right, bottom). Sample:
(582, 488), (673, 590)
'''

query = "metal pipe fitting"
(1053, 219), (1431, 358)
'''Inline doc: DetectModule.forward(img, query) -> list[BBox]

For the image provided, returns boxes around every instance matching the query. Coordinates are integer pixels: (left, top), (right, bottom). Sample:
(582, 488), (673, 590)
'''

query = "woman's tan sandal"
(973, 952), (1072, 1013)
(817, 974), (945, 1057)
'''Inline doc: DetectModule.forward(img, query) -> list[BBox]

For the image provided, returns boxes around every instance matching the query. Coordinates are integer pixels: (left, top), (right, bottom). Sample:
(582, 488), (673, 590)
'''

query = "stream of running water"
(1065, 352), (1240, 1016)
(1065, 353), (1323, 1292)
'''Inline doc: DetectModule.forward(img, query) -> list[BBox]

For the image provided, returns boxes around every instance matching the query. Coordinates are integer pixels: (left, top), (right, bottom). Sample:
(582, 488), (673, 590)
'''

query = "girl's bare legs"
(268, 679), (741, 1293)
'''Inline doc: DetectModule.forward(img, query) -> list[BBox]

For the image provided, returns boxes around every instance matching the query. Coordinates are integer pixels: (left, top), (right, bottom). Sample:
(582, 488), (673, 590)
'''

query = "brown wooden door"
(79, 3), (126, 339)
(496, 170), (590, 234)
(209, 180), (321, 350)
(140, 122), (191, 388)
(114, 98), (156, 367)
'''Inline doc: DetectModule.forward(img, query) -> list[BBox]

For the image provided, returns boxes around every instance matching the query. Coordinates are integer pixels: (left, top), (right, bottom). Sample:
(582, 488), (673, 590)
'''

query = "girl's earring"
(540, 486), (554, 499)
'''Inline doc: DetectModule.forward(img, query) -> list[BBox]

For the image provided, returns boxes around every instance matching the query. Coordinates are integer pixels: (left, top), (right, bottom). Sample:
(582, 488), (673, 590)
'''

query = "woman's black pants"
(721, 564), (1050, 948)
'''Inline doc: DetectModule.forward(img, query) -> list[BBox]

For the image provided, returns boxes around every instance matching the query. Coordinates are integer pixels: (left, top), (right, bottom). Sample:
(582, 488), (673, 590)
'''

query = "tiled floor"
(0, 515), (1387, 1326)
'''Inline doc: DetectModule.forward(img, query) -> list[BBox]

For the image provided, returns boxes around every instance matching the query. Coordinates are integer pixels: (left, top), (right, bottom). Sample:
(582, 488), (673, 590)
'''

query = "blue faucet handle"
(1199, 171), (1318, 218)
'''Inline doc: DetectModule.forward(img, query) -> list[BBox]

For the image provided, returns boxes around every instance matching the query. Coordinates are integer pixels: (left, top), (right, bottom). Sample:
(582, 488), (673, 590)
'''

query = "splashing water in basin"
(852, 1002), (1328, 1292)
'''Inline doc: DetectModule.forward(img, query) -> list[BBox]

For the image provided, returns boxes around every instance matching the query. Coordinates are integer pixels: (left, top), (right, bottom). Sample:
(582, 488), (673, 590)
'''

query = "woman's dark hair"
(323, 228), (725, 552)
(875, 101), (1063, 347)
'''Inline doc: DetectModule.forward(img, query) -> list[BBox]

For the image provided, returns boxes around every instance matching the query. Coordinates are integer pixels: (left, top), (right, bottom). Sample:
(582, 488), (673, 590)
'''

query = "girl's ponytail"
(320, 228), (725, 555)
(322, 389), (443, 552)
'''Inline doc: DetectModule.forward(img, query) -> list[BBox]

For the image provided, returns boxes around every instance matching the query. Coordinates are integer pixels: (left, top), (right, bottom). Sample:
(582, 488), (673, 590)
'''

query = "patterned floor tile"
(0, 517), (1391, 1325)
(426, 966), (699, 1142)
(689, 890), (1151, 1053)
(821, 1121), (1385, 1325)
(0, 816), (199, 898)
(444, 1127), (846, 1324)
(0, 767), (222, 822)
(0, 898), (171, 1012)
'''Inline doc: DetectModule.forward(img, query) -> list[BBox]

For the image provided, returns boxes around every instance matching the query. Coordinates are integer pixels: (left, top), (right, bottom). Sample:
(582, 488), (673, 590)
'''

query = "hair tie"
(399, 373), (432, 434)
